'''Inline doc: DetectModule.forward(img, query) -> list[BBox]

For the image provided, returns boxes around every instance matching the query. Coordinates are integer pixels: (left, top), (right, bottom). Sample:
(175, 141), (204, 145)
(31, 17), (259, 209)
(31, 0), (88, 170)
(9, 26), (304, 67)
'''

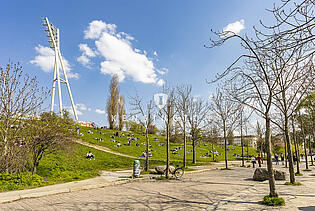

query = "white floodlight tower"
(41, 17), (78, 121)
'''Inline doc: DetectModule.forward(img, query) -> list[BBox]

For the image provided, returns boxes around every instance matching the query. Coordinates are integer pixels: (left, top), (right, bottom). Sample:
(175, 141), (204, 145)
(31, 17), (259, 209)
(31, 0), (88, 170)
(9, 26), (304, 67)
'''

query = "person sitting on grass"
(139, 151), (146, 157)
(86, 151), (95, 160)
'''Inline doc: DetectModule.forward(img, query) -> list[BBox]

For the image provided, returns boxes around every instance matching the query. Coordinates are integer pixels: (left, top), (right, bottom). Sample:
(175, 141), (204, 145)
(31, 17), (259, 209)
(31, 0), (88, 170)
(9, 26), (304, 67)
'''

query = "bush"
(0, 172), (48, 192)
(284, 182), (302, 186)
(262, 195), (285, 206)
(155, 176), (176, 180)
(295, 173), (303, 176)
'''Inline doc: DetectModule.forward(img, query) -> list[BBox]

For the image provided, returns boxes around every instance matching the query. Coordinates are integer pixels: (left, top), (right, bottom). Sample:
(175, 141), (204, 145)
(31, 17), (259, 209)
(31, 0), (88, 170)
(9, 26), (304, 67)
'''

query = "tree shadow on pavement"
(298, 206), (315, 211)
(226, 200), (262, 205)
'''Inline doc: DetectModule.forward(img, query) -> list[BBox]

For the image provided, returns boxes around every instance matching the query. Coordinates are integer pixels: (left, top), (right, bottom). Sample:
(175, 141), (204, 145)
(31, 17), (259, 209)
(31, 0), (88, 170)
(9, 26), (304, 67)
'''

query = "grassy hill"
(78, 126), (258, 163)
(0, 125), (257, 192)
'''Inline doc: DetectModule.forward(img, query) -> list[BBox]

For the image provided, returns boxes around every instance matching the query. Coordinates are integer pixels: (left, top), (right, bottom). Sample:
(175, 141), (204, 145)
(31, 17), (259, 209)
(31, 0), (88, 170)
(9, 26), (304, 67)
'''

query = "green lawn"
(0, 143), (165, 192)
(0, 126), (257, 192)
(78, 126), (258, 163)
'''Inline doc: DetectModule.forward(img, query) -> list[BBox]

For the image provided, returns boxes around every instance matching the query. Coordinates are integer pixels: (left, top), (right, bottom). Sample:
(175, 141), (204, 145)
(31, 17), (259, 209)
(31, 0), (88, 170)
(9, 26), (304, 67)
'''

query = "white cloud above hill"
(78, 20), (166, 86)
(30, 45), (79, 79)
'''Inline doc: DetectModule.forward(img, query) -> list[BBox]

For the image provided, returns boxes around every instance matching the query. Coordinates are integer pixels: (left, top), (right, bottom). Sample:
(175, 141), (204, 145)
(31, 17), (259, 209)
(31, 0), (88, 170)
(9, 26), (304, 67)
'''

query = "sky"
(0, 0), (276, 127)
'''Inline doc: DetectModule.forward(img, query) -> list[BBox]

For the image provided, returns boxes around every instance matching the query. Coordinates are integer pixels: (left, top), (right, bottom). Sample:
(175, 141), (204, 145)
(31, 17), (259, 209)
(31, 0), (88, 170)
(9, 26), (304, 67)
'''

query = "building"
(216, 135), (257, 148)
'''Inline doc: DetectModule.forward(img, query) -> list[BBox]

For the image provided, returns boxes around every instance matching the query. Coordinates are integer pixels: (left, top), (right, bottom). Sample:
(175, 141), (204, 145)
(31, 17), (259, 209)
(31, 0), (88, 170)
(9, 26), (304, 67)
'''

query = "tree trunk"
(241, 139), (244, 167)
(309, 138), (314, 166)
(284, 116), (295, 184)
(192, 136), (196, 164)
(247, 140), (249, 161)
(292, 120), (300, 174)
(212, 143), (215, 161)
(223, 123), (228, 169)
(32, 163), (38, 175)
(166, 121), (170, 178)
(301, 121), (309, 170)
(265, 114), (278, 197)
(241, 118), (244, 167)
(145, 129), (149, 171)
(285, 139), (288, 168)
(183, 120), (186, 167)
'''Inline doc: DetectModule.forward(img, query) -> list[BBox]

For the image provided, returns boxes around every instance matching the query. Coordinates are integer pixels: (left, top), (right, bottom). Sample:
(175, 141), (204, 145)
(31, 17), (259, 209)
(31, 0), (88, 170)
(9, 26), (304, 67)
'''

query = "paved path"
(1, 162), (314, 210)
(74, 139), (138, 159)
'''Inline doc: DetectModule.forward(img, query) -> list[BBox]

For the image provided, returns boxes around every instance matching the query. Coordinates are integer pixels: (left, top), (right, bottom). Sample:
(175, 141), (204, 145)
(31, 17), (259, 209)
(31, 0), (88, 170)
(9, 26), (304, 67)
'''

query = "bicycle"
(163, 165), (184, 179)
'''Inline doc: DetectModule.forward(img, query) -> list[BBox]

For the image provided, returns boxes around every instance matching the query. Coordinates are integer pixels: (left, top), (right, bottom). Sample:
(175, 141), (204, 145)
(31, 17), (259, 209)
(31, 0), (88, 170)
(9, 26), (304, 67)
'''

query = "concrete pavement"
(0, 163), (223, 205)
(1, 160), (315, 210)
(0, 171), (139, 204)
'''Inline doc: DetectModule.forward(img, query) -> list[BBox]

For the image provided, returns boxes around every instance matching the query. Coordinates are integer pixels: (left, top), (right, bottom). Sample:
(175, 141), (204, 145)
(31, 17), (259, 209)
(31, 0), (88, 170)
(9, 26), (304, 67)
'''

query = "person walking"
(251, 155), (256, 168)
(275, 154), (279, 165)
(293, 155), (297, 165)
(280, 153), (285, 165)
(257, 155), (262, 167)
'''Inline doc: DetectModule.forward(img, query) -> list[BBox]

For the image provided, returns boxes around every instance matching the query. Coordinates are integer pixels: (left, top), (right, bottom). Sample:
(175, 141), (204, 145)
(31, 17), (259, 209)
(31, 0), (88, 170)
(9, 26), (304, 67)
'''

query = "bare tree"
(227, 129), (234, 145)
(237, 106), (253, 167)
(291, 115), (301, 175)
(186, 97), (209, 164)
(25, 112), (74, 174)
(107, 74), (119, 129)
(158, 88), (176, 178)
(130, 94), (155, 171)
(257, 0), (314, 55)
(299, 93), (315, 166)
(207, 124), (220, 161)
(118, 95), (126, 131)
(0, 63), (47, 172)
(256, 121), (266, 158)
(210, 88), (241, 169)
(206, 27), (282, 196)
(175, 84), (192, 167)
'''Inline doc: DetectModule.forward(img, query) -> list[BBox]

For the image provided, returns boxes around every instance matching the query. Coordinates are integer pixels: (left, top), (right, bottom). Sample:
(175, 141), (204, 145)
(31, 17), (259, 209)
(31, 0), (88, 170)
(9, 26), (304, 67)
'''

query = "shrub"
(262, 195), (285, 206)
(155, 176), (176, 180)
(0, 172), (47, 192)
(284, 182), (302, 186)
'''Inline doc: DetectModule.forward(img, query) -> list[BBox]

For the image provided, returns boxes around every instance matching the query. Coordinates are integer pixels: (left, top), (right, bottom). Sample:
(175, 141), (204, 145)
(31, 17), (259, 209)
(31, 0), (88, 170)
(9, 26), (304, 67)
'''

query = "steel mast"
(41, 17), (78, 121)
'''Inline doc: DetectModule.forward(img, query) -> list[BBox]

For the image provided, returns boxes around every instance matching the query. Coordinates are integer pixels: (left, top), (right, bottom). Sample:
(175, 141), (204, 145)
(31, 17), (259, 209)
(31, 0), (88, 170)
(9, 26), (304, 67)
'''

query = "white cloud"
(79, 43), (96, 57)
(82, 20), (166, 86)
(223, 19), (245, 35)
(153, 51), (158, 56)
(156, 67), (168, 75)
(30, 45), (79, 79)
(64, 103), (91, 116)
(84, 20), (117, 39)
(64, 105), (83, 116)
(77, 44), (97, 67)
(95, 109), (105, 114)
(156, 79), (165, 86)
(76, 103), (88, 111)
(77, 55), (90, 66)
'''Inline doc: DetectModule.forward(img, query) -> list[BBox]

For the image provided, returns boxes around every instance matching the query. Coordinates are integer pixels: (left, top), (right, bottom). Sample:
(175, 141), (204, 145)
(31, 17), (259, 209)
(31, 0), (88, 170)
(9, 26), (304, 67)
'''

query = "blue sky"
(0, 0), (275, 126)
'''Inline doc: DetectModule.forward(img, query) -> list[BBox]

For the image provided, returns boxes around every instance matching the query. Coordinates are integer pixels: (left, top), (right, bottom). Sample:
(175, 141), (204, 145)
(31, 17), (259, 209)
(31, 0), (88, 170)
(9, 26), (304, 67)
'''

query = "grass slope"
(0, 143), (164, 192)
(78, 126), (257, 163)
